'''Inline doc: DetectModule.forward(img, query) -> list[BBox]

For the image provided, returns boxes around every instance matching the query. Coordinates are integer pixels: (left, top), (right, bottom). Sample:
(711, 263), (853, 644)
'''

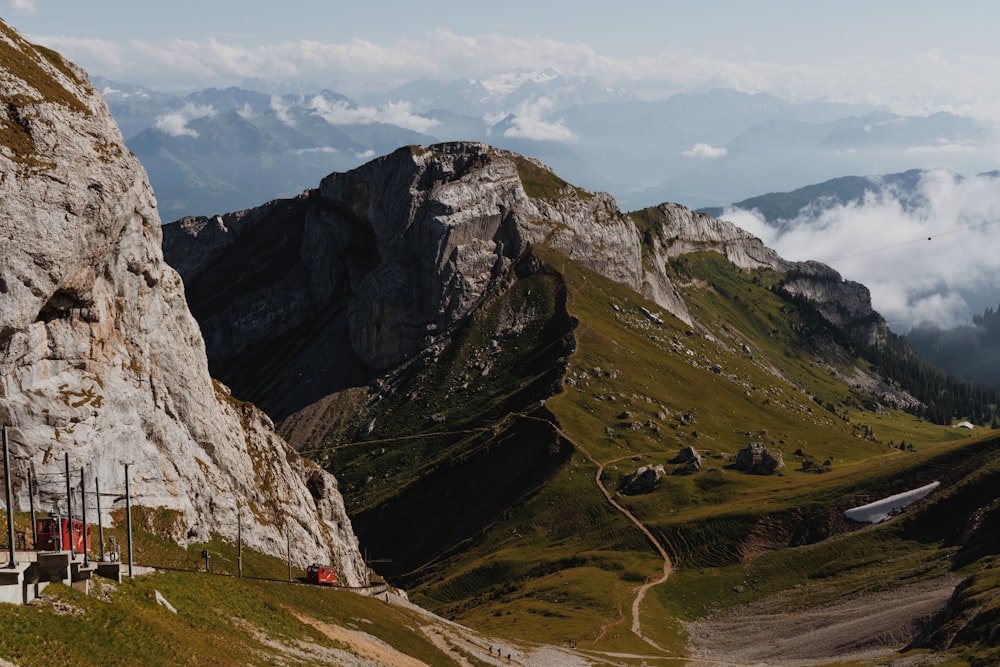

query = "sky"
(6, 0), (1000, 119)
(4, 0), (1000, 329)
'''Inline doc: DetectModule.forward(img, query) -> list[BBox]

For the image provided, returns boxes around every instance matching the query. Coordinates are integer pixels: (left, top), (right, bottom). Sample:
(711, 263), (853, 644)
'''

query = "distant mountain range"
(93, 75), (997, 221)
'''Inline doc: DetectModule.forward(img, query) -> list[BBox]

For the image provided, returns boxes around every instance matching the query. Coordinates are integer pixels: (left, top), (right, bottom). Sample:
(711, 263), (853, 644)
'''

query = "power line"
(821, 217), (1000, 264)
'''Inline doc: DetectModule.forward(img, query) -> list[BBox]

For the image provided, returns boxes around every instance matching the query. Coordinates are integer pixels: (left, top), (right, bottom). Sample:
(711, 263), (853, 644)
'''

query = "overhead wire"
(821, 217), (1000, 264)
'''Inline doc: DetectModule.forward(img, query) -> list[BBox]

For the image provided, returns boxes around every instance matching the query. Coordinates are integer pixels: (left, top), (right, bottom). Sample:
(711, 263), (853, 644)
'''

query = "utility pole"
(80, 467), (89, 566)
(3, 426), (16, 568)
(237, 507), (243, 579)
(64, 453), (74, 558)
(27, 465), (36, 550)
(286, 526), (291, 582)
(124, 462), (134, 578)
(95, 477), (105, 562)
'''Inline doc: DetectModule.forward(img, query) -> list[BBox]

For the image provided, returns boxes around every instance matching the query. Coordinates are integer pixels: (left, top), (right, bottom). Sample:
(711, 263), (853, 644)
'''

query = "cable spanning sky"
(5, 0), (1000, 120)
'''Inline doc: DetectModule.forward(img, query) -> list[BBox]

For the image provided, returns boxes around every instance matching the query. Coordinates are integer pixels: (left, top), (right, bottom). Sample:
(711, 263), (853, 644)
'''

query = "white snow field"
(844, 481), (941, 524)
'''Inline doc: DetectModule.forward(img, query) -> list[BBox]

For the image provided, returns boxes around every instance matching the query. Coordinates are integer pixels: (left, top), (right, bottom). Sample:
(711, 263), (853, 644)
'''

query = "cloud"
(905, 142), (980, 155)
(235, 103), (256, 119)
(307, 97), (438, 133)
(153, 103), (216, 138)
(726, 169), (1000, 330)
(5, 0), (36, 15)
(502, 97), (576, 142)
(290, 146), (339, 155)
(24, 29), (1000, 122)
(269, 96), (296, 125)
(682, 143), (728, 159)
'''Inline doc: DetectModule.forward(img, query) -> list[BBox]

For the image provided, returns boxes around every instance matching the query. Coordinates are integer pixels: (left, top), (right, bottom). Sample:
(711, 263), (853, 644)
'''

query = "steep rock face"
(164, 142), (691, 418)
(0, 22), (365, 581)
(644, 203), (788, 271)
(639, 203), (888, 348)
(779, 261), (887, 348)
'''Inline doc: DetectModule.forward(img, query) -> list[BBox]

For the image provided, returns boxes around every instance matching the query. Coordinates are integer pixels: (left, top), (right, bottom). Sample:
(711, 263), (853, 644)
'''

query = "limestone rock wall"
(0, 21), (365, 582)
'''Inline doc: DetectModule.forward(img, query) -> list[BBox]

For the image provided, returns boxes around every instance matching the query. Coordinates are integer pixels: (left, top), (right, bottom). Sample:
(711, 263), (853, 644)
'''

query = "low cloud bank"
(723, 169), (1000, 330)
(501, 97), (576, 142)
(153, 103), (216, 138)
(682, 143), (727, 158)
(307, 97), (439, 133)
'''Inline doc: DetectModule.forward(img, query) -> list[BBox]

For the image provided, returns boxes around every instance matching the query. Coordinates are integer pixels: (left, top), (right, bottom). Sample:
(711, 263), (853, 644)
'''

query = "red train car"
(35, 515), (91, 553)
(307, 563), (337, 585)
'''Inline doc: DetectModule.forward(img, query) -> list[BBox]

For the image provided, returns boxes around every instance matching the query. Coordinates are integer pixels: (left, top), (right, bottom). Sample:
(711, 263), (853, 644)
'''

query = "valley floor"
(683, 574), (962, 666)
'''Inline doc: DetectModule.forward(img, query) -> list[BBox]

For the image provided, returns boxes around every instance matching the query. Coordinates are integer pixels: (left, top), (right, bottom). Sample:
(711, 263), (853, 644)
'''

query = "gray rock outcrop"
(618, 464), (665, 495)
(0, 22), (365, 581)
(673, 446), (703, 473)
(734, 442), (785, 475)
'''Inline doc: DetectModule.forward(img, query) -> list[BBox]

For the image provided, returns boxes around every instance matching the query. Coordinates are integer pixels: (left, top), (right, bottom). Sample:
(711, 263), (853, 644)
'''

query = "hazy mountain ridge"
(908, 303), (1000, 389)
(93, 73), (995, 220)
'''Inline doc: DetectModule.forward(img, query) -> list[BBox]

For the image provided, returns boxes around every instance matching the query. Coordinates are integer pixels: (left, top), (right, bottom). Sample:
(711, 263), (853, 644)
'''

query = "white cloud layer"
(307, 97), (438, 133)
(502, 97), (575, 142)
(682, 143), (727, 159)
(27, 30), (1000, 121)
(5, 0), (36, 15)
(725, 170), (1000, 330)
(153, 103), (217, 138)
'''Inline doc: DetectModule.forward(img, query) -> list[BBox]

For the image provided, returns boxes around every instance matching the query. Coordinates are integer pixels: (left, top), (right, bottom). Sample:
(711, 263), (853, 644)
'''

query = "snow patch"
(844, 481), (940, 524)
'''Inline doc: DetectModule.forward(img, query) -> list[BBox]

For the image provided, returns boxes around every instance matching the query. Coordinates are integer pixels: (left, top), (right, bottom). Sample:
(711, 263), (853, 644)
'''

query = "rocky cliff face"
(163, 143), (898, 424)
(164, 143), (693, 419)
(638, 202), (888, 348)
(0, 21), (365, 582)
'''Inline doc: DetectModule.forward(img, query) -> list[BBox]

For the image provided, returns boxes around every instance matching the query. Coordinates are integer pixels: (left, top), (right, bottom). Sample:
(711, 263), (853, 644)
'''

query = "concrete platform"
(0, 551), (111, 604)
(0, 561), (31, 605)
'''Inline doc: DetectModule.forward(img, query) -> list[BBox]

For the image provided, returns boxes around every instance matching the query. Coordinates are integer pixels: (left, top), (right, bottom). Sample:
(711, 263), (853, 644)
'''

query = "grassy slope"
(0, 519), (457, 667)
(5, 245), (996, 664)
(377, 245), (996, 662)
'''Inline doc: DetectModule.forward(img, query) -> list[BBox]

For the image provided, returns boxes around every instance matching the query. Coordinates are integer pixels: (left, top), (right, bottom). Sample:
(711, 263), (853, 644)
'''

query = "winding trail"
(519, 414), (676, 655)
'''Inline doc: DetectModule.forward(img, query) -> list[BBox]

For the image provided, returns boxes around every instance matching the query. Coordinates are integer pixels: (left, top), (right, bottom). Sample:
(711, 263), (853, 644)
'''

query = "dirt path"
(523, 411), (676, 655)
(594, 454), (674, 654)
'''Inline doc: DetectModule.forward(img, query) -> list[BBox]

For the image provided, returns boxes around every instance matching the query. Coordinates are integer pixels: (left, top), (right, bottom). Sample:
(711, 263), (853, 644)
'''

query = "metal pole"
(3, 426), (16, 568)
(286, 526), (291, 582)
(80, 467), (89, 566)
(125, 463), (134, 578)
(96, 477), (105, 562)
(65, 453), (74, 558)
(237, 508), (243, 579)
(28, 466), (36, 550)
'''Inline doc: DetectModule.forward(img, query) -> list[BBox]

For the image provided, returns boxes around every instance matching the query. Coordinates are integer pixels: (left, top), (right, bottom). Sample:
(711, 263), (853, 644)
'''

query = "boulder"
(734, 442), (784, 475)
(618, 464), (665, 495)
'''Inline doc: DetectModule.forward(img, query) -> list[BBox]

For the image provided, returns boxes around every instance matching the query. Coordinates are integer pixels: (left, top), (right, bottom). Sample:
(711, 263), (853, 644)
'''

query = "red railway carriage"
(35, 515), (91, 553)
(306, 563), (337, 585)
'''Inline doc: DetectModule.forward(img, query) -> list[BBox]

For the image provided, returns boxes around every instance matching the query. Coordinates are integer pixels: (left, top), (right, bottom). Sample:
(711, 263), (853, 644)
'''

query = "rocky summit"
(163, 142), (899, 424)
(0, 20), (365, 582)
